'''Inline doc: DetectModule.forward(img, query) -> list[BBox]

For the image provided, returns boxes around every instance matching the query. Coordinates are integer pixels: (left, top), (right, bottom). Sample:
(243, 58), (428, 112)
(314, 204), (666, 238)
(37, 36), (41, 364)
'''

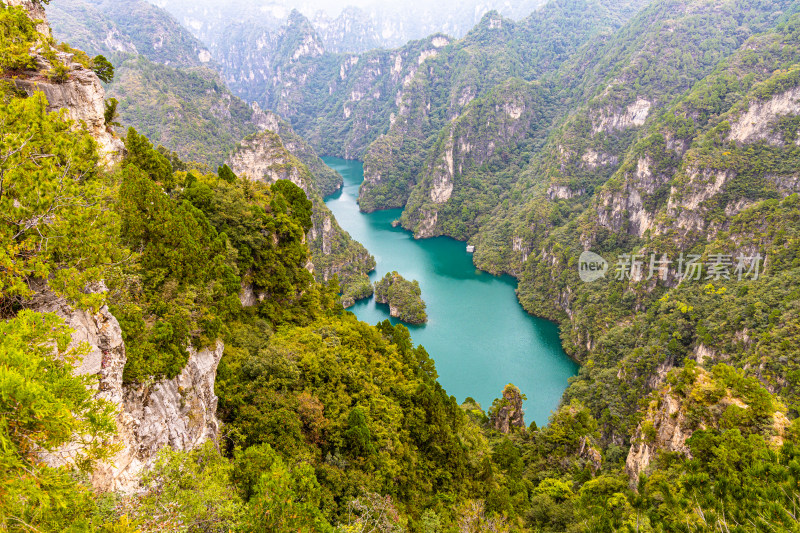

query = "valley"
(323, 157), (578, 424)
(4, 0), (800, 530)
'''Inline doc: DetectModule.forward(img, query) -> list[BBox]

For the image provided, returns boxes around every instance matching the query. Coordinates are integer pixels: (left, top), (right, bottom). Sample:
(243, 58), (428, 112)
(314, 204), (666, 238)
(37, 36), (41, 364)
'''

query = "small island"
(374, 271), (428, 324)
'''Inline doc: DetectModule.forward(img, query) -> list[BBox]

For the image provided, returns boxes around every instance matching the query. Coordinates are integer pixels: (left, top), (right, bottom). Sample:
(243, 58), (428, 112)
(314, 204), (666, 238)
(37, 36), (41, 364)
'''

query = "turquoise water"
(322, 157), (578, 426)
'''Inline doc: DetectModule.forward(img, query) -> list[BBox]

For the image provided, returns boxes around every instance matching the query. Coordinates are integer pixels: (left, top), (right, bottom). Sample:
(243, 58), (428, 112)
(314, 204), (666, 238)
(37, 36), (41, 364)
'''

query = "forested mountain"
(48, 0), (211, 66)
(48, 0), (258, 167)
(149, 0), (546, 54)
(48, 0), (375, 295)
(400, 0), (798, 242)
(6, 0), (800, 532)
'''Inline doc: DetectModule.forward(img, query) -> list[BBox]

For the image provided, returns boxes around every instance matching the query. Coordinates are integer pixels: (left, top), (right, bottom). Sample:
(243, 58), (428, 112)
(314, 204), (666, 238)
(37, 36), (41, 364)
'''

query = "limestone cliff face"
(247, 105), (343, 196)
(28, 290), (222, 492)
(214, 8), (451, 161)
(625, 387), (692, 485)
(228, 131), (310, 190)
(490, 384), (526, 434)
(227, 130), (374, 284)
(594, 154), (674, 239)
(6, 0), (49, 37)
(107, 341), (223, 492)
(591, 84), (800, 249)
(728, 86), (800, 145)
(401, 79), (554, 238)
(626, 366), (791, 487)
(9, 1), (124, 166)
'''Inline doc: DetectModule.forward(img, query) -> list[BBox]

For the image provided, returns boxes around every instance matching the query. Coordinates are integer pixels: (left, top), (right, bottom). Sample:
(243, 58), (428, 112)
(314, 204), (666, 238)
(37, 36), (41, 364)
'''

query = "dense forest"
(4, 0), (800, 532)
(374, 272), (428, 324)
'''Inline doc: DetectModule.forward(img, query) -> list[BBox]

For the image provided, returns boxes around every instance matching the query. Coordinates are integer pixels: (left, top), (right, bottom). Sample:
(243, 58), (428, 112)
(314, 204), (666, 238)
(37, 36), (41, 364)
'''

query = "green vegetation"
(0, 92), (120, 308)
(0, 310), (117, 531)
(374, 271), (428, 324)
(107, 56), (262, 168)
(7, 2), (800, 532)
(91, 53), (113, 82)
(48, 0), (208, 68)
(340, 272), (373, 307)
(0, 4), (39, 71)
(226, 129), (375, 302)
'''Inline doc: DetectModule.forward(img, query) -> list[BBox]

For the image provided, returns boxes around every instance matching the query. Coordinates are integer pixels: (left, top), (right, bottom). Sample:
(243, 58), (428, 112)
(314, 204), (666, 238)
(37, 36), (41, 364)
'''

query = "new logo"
(578, 251), (608, 282)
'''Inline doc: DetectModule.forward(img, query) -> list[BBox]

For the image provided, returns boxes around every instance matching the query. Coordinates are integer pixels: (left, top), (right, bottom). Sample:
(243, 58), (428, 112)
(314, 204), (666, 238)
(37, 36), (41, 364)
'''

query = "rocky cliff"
(401, 78), (557, 239)
(48, 0), (212, 68)
(626, 365), (790, 486)
(227, 130), (375, 290)
(6, 0), (49, 36)
(28, 288), (222, 492)
(9, 1), (124, 166)
(490, 384), (526, 433)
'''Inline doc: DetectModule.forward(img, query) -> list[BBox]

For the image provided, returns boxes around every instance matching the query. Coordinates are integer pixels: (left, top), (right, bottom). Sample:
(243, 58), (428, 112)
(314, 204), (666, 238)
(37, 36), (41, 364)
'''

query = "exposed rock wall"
(103, 341), (223, 492)
(9, 0), (124, 166)
(228, 131), (309, 190)
(490, 384), (526, 433)
(5, 0), (49, 37)
(227, 130), (375, 285)
(626, 367), (791, 487)
(625, 389), (692, 485)
(28, 290), (222, 492)
(728, 86), (800, 145)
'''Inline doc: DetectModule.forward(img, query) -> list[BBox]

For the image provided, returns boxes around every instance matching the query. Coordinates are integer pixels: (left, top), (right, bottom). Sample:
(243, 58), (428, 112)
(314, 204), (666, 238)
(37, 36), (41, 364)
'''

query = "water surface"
(323, 157), (578, 425)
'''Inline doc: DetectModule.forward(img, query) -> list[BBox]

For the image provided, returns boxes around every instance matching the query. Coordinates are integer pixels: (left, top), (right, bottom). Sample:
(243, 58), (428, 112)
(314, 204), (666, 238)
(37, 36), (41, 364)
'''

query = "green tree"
(217, 164), (237, 184)
(92, 55), (114, 83)
(104, 97), (120, 126)
(0, 310), (117, 530)
(343, 407), (375, 457)
(0, 4), (38, 72)
(239, 444), (332, 532)
(271, 179), (313, 232)
(129, 442), (243, 532)
(124, 127), (174, 189)
(0, 92), (124, 308)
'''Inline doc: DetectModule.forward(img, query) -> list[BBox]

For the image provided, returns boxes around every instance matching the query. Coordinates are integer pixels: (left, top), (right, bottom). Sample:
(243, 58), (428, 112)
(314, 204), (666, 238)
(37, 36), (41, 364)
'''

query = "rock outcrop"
(227, 130), (375, 289)
(28, 289), (222, 492)
(625, 387), (693, 485)
(9, 0), (124, 166)
(490, 384), (526, 433)
(101, 341), (223, 492)
(228, 131), (310, 190)
(6, 0), (49, 37)
(626, 365), (791, 487)
(728, 86), (800, 145)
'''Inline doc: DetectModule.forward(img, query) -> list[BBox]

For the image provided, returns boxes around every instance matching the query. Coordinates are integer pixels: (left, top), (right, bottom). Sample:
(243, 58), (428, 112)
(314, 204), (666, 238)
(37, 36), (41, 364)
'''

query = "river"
(322, 157), (578, 426)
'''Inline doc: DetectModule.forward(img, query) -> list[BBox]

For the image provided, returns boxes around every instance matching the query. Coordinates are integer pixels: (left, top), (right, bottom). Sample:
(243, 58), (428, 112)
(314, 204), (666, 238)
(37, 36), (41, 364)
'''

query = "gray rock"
(27, 289), (223, 492)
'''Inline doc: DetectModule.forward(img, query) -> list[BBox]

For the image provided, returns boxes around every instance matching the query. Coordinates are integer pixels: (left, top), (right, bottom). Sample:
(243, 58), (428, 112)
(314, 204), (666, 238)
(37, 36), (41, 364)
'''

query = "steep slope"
(399, 78), (558, 239)
(226, 130), (375, 297)
(48, 0), (211, 67)
(106, 55), (263, 168)
(5, 1), (123, 164)
(154, 0), (546, 54)
(207, 0), (646, 179)
(474, 10), (800, 442)
(213, 10), (454, 159)
(356, 0), (649, 212)
(474, 0), (797, 277)
(401, 0), (795, 239)
(249, 106), (343, 196)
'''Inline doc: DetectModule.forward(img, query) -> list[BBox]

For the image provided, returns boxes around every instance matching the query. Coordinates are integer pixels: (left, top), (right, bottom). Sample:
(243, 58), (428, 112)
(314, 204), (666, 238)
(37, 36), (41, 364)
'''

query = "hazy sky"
(152, 0), (529, 19)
